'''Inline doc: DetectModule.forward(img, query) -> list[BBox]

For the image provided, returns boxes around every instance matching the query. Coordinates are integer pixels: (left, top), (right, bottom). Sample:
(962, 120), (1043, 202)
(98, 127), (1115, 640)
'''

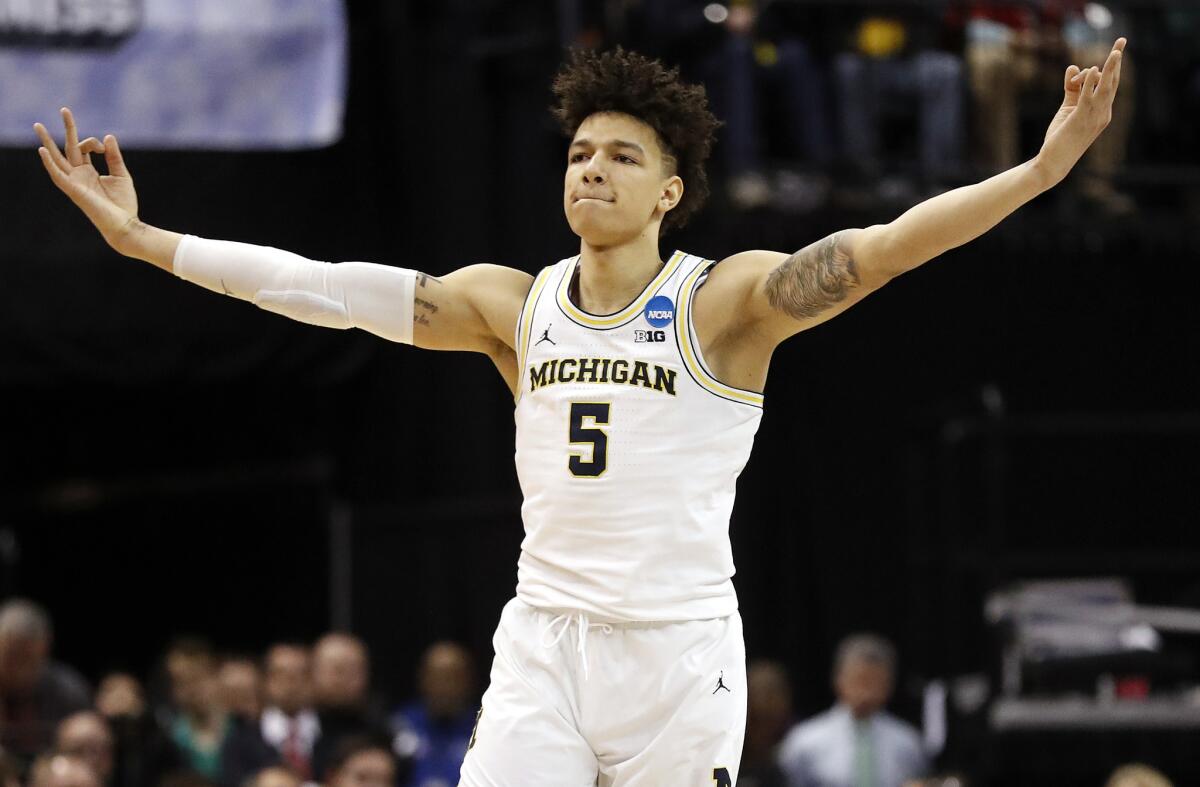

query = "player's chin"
(565, 210), (626, 245)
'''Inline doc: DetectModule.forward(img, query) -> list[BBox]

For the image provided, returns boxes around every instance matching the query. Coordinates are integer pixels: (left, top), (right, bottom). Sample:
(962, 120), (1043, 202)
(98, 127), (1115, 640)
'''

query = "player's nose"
(582, 157), (606, 184)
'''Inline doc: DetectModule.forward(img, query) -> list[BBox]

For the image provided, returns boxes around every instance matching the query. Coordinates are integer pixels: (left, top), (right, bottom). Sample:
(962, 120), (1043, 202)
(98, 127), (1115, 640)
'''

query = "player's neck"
(576, 233), (664, 315)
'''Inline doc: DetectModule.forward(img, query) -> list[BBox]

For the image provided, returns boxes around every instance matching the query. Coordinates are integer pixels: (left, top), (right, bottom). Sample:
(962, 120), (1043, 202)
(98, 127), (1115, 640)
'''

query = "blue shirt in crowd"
(391, 702), (478, 787)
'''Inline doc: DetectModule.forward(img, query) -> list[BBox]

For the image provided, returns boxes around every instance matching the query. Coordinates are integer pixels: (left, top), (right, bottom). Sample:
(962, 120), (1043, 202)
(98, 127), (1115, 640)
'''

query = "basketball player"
(35, 41), (1125, 785)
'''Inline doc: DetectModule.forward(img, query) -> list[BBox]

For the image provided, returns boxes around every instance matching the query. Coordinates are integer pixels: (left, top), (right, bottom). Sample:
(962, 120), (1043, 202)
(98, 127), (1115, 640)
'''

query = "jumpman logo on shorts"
(535, 324), (556, 346)
(713, 671), (731, 694)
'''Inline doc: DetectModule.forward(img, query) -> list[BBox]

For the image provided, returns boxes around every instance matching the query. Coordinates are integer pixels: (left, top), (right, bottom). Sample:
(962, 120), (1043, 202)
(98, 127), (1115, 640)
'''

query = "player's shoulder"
(688, 249), (785, 332)
(453, 263), (535, 291)
(706, 249), (789, 279)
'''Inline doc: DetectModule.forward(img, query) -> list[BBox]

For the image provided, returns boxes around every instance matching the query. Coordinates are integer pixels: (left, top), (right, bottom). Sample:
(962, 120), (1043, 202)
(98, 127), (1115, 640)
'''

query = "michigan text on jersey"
(528, 357), (677, 396)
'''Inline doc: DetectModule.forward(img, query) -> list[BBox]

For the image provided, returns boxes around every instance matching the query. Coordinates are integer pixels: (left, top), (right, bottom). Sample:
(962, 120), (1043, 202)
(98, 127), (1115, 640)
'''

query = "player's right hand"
(35, 107), (140, 253)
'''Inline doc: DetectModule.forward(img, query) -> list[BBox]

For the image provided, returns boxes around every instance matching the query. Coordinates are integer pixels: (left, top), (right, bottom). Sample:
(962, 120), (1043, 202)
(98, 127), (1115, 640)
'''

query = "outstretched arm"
(34, 108), (530, 362)
(861, 37), (1126, 279)
(706, 38), (1127, 346)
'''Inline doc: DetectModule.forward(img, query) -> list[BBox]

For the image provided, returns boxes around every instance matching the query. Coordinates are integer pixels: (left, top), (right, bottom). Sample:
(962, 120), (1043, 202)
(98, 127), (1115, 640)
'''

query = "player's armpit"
(411, 264), (533, 357)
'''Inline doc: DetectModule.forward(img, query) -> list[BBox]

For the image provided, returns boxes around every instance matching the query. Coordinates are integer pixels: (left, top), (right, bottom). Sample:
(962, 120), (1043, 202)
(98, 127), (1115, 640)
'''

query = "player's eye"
(615, 154), (636, 164)
(570, 153), (588, 163)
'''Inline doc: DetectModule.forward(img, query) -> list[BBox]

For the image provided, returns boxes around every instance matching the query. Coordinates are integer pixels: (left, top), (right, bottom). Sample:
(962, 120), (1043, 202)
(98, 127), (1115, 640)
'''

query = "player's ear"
(659, 174), (683, 215)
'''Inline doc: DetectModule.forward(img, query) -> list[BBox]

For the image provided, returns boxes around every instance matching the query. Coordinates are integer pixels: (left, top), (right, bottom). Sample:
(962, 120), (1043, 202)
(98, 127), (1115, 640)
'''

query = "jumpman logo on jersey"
(535, 324), (556, 346)
(713, 671), (731, 694)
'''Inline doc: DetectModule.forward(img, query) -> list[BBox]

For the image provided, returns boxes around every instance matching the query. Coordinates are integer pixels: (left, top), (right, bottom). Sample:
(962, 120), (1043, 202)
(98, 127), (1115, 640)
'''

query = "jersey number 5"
(568, 402), (610, 477)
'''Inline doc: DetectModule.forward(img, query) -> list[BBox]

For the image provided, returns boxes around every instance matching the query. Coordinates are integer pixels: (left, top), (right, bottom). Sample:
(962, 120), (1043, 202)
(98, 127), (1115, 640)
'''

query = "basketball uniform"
(459, 252), (763, 786)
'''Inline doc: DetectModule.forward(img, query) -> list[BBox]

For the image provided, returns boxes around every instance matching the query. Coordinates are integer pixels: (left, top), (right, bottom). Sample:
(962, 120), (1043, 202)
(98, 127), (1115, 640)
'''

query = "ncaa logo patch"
(644, 295), (675, 328)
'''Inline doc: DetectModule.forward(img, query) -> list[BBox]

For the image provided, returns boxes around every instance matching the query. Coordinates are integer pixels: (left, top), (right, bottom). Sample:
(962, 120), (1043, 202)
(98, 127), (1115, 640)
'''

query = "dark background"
(2, 1), (1199, 782)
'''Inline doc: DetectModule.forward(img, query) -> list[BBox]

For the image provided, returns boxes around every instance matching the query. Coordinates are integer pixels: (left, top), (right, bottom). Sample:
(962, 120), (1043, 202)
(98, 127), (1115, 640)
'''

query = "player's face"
(563, 112), (682, 246)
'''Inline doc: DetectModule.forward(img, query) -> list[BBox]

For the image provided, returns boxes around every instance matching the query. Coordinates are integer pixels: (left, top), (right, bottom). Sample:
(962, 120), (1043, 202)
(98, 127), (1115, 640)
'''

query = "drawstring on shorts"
(540, 612), (614, 680)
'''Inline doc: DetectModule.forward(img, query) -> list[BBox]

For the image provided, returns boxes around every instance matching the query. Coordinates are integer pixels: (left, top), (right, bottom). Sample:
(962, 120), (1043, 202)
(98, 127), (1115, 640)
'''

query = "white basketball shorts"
(458, 597), (746, 786)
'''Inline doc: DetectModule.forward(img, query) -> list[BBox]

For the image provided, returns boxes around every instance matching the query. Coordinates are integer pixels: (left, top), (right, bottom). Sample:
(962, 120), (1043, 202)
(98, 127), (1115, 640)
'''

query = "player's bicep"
(753, 228), (893, 343)
(411, 264), (531, 355)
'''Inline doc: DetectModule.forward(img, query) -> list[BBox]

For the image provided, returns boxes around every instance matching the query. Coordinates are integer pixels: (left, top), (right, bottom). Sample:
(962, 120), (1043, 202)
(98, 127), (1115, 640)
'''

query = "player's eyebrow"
(570, 138), (646, 156)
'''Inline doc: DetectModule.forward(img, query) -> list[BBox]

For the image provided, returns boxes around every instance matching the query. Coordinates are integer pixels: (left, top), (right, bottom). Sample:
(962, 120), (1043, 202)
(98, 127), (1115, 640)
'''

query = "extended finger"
(103, 134), (130, 178)
(62, 107), (82, 166)
(38, 146), (72, 193)
(1065, 64), (1081, 89)
(1101, 40), (1125, 95)
(33, 122), (70, 174)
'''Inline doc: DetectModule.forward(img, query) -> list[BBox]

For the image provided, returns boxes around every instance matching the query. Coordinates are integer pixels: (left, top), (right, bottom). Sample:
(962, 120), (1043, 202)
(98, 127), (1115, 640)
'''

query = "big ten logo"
(634, 329), (667, 343)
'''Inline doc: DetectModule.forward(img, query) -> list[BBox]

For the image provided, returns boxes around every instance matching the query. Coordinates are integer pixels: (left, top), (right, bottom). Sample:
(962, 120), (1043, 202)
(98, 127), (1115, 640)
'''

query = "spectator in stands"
(323, 736), (396, 787)
(739, 659), (792, 787)
(634, 0), (834, 210)
(55, 712), (114, 786)
(1106, 764), (1173, 787)
(0, 599), (90, 762)
(310, 634), (394, 782)
(0, 751), (21, 787)
(244, 767), (300, 787)
(28, 755), (101, 787)
(216, 657), (262, 724)
(221, 644), (317, 786)
(164, 639), (230, 781)
(95, 672), (183, 787)
(832, 7), (966, 202)
(777, 633), (927, 787)
(390, 641), (477, 787)
(950, 0), (1134, 214)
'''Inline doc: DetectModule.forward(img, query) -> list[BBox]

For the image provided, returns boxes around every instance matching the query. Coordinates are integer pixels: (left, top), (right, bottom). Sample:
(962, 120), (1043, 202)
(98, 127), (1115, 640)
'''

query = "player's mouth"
(573, 195), (614, 204)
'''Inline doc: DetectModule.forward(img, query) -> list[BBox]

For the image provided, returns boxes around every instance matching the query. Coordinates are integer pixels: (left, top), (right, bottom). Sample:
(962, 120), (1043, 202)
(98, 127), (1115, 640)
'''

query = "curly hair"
(551, 47), (720, 232)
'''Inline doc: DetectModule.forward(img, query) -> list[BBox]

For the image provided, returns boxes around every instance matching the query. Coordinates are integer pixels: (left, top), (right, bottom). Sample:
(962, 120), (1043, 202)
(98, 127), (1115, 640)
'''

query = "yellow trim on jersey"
(556, 250), (686, 328)
(515, 266), (555, 401)
(676, 259), (766, 407)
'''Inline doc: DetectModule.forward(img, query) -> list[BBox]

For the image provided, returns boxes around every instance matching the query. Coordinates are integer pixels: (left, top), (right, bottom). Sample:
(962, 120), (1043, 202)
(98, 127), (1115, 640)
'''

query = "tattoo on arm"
(764, 233), (860, 321)
(413, 272), (440, 328)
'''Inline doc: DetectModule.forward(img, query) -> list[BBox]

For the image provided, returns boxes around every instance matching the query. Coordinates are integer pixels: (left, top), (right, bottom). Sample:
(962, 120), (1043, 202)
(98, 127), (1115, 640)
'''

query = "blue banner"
(0, 0), (346, 149)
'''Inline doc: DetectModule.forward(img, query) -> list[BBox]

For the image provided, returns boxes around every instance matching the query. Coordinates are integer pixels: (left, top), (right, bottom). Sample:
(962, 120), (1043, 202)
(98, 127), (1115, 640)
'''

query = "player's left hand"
(35, 107), (141, 252)
(1036, 37), (1125, 185)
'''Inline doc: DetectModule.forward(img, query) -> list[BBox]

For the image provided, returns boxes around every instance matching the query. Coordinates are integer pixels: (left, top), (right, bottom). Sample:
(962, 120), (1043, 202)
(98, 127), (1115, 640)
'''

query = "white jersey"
(512, 251), (764, 622)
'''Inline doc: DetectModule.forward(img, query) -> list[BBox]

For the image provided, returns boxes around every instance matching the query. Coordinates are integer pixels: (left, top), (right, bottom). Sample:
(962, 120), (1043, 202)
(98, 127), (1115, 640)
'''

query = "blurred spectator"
(158, 771), (218, 787)
(833, 8), (966, 200)
(950, 0), (1134, 214)
(164, 639), (230, 781)
(739, 660), (792, 787)
(310, 634), (395, 782)
(28, 755), (101, 787)
(0, 599), (90, 762)
(778, 634), (927, 787)
(245, 767), (300, 787)
(1106, 764), (1173, 787)
(55, 712), (114, 786)
(390, 642), (476, 787)
(221, 644), (317, 787)
(0, 751), (21, 787)
(904, 776), (968, 787)
(324, 736), (396, 787)
(95, 672), (184, 787)
(216, 658), (262, 724)
(634, 0), (835, 211)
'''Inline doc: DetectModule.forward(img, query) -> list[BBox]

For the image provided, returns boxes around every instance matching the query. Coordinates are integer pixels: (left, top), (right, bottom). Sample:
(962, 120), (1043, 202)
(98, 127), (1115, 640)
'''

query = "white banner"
(0, 0), (346, 149)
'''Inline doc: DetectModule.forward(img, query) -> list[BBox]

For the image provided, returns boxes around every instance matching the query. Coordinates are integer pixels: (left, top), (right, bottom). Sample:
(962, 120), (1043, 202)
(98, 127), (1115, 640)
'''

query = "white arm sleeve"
(172, 234), (416, 344)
